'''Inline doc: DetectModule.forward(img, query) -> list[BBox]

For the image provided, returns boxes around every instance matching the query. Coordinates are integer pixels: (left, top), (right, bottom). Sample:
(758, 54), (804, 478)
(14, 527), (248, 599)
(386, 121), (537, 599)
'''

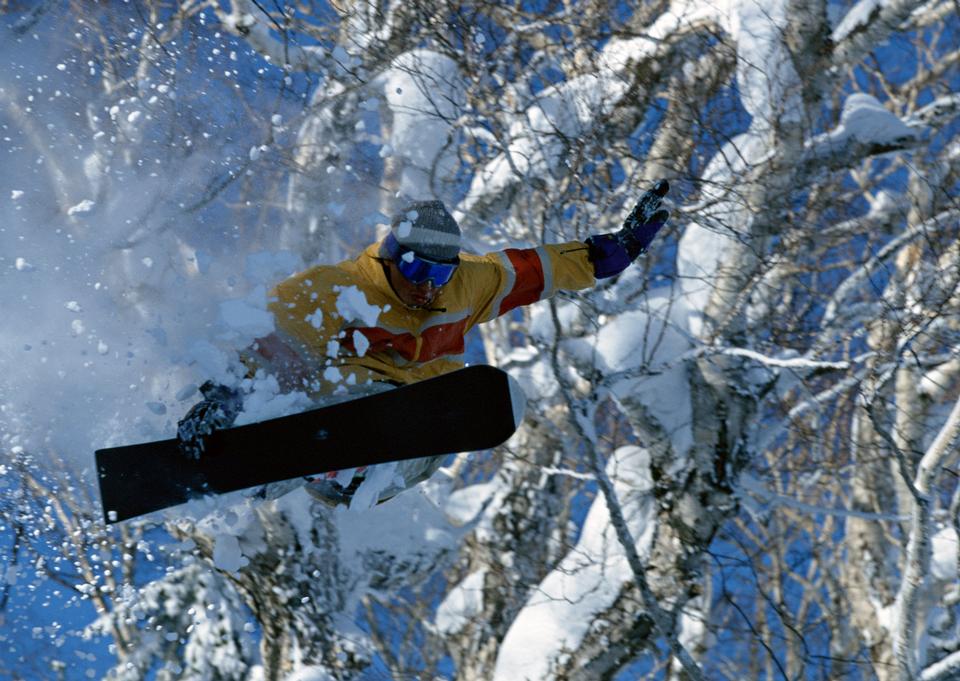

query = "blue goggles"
(382, 233), (459, 286)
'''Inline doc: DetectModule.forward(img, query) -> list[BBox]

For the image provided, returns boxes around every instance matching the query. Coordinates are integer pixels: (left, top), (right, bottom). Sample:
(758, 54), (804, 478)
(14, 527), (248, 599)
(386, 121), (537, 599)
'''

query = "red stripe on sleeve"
(418, 319), (468, 362)
(498, 248), (545, 316)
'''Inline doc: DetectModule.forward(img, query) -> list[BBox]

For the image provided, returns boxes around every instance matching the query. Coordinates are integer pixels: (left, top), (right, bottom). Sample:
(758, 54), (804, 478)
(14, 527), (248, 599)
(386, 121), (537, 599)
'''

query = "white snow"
(66, 198), (95, 215)
(349, 460), (404, 509)
(351, 329), (370, 357)
(323, 366), (343, 384)
(282, 668), (335, 681)
(375, 50), (465, 198)
(492, 446), (656, 680)
(333, 285), (381, 327)
(832, 0), (882, 43)
(809, 93), (919, 154)
(561, 291), (696, 458)
(219, 285), (276, 339)
(931, 526), (959, 583)
(435, 568), (487, 635)
(444, 480), (499, 526)
(396, 220), (413, 238)
(212, 534), (247, 573)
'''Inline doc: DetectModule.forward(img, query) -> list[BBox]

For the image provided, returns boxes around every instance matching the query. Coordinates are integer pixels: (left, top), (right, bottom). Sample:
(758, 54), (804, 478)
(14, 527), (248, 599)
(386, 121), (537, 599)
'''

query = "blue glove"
(177, 381), (243, 460)
(587, 180), (670, 278)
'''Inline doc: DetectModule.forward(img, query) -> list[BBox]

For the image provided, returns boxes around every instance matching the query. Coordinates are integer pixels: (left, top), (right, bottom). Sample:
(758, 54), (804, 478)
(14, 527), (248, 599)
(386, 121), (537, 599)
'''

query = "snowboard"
(96, 365), (526, 524)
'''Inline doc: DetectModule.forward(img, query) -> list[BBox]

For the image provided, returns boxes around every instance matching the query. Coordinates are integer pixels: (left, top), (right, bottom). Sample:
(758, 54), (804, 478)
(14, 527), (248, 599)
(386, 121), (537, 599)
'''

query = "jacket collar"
(355, 240), (405, 308)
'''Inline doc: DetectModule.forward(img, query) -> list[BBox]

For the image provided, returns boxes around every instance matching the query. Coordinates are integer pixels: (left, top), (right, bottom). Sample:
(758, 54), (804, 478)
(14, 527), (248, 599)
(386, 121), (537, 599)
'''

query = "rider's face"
(386, 260), (444, 309)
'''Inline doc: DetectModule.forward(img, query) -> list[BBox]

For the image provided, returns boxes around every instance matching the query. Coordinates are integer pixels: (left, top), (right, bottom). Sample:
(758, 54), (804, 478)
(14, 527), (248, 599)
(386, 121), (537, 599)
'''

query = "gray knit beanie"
(390, 200), (461, 262)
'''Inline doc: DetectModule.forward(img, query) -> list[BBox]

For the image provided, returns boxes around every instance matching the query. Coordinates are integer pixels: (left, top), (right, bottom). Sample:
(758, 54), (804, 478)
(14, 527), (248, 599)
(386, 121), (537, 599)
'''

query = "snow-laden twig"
(818, 209), (959, 338)
(689, 346), (851, 370)
(739, 475), (909, 521)
(910, 92), (960, 127)
(787, 367), (872, 421)
(831, 0), (923, 69)
(539, 466), (597, 482)
(602, 343), (859, 391)
(922, 649), (960, 681)
(893, 395), (960, 680)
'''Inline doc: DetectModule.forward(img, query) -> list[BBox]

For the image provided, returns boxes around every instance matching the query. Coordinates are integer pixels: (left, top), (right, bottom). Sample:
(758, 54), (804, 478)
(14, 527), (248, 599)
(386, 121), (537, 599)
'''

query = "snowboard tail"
(96, 365), (524, 523)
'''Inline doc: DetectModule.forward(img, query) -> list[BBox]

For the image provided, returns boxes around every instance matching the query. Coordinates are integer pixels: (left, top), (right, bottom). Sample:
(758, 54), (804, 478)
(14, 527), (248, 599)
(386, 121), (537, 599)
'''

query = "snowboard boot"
(305, 474), (365, 508)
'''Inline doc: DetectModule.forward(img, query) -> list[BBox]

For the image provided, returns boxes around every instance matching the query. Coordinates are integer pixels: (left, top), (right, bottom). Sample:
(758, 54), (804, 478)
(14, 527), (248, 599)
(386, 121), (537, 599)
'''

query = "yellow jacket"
(245, 239), (596, 392)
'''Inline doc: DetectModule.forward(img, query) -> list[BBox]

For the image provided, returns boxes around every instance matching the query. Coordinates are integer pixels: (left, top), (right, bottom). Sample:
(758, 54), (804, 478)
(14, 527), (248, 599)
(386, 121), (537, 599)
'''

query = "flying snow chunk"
(306, 308), (323, 329)
(212, 534), (246, 573)
(14, 257), (34, 272)
(176, 384), (198, 401)
(10, 190), (23, 200)
(146, 402), (167, 415)
(127, 110), (143, 124)
(396, 220), (413, 238)
(334, 285), (380, 327)
(65, 301), (82, 313)
(67, 199), (96, 216)
(352, 329), (370, 357)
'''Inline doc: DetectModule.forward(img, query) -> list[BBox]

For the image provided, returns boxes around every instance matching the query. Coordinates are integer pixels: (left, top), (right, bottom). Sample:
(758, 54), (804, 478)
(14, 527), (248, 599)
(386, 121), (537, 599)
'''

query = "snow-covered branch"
(893, 395), (960, 679)
(922, 650), (960, 681)
(831, 0), (925, 69)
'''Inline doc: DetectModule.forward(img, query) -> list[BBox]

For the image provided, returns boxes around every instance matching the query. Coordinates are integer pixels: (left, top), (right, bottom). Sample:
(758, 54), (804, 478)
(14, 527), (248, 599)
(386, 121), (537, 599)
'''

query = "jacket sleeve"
(472, 241), (596, 322)
(264, 265), (343, 364)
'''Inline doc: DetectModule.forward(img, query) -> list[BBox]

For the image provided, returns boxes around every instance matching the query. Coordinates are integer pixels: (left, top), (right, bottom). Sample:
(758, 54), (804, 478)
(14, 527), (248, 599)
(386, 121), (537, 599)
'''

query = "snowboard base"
(96, 366), (524, 523)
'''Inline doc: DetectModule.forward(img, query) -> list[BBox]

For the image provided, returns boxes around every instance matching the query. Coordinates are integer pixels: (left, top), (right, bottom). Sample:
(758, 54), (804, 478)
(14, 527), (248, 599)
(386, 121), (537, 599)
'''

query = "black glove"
(586, 180), (671, 278)
(177, 381), (243, 460)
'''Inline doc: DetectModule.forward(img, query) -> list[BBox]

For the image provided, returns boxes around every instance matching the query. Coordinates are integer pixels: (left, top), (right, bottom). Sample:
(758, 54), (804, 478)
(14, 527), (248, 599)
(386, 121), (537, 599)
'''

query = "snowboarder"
(178, 182), (671, 506)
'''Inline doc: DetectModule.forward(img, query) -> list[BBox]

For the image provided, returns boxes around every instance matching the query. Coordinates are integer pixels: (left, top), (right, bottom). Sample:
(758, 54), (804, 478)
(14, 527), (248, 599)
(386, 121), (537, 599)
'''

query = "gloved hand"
(177, 381), (244, 460)
(586, 180), (671, 278)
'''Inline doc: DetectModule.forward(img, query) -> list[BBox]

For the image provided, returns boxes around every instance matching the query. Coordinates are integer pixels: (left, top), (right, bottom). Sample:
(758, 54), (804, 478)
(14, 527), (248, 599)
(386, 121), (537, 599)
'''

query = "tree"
(1, 0), (958, 679)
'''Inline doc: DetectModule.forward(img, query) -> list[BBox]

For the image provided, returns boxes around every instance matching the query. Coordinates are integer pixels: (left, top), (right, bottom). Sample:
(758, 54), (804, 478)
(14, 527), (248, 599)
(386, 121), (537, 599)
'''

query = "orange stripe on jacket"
(498, 248), (545, 316)
(344, 326), (417, 361)
(418, 319), (468, 361)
